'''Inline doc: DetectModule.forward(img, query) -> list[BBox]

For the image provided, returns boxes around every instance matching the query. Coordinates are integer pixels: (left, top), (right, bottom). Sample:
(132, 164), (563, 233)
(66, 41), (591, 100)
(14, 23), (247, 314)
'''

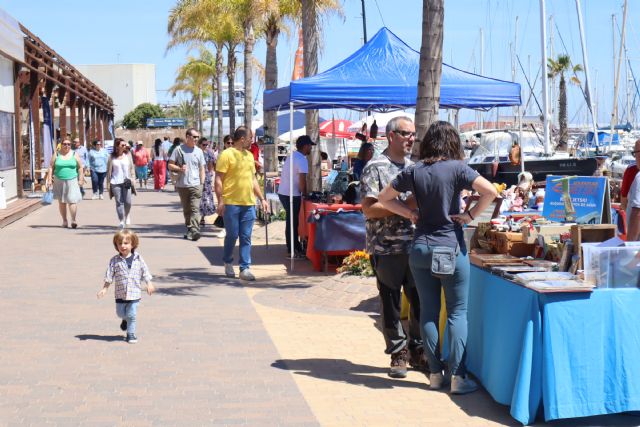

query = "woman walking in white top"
(107, 138), (137, 228)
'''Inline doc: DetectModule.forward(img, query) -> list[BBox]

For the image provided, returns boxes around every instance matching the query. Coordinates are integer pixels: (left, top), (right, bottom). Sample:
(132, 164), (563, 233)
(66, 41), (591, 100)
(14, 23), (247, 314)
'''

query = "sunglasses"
(61, 143), (71, 146)
(633, 150), (640, 155)
(395, 130), (416, 138)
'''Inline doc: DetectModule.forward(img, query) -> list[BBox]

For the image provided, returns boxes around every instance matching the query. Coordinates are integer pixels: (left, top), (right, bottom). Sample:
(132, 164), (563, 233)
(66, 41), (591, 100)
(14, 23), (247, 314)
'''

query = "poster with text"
(542, 175), (608, 223)
(0, 112), (15, 171)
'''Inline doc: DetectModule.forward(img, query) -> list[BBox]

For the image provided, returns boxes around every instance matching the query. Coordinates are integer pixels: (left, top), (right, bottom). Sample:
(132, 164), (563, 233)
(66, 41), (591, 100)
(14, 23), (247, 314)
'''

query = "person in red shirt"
(250, 140), (262, 173)
(621, 164), (639, 210)
(133, 141), (150, 189)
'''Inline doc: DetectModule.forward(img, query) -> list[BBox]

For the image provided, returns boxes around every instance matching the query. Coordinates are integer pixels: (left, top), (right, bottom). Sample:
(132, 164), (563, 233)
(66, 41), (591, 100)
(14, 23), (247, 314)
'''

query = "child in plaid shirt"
(97, 230), (155, 343)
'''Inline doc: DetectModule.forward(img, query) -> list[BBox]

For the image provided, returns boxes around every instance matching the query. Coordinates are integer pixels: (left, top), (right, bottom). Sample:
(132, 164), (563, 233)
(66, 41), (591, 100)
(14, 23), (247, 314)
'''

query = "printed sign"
(146, 118), (187, 128)
(542, 175), (608, 224)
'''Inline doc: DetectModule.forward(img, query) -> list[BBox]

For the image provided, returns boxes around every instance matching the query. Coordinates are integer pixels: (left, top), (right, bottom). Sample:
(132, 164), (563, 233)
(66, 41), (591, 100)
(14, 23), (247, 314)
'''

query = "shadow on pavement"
(350, 296), (379, 314)
(75, 334), (124, 342)
(153, 268), (313, 293)
(272, 358), (428, 390)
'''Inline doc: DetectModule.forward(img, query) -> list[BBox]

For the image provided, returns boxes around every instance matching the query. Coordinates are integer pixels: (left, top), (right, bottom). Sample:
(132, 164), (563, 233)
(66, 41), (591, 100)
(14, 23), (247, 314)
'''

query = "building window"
(0, 111), (15, 171)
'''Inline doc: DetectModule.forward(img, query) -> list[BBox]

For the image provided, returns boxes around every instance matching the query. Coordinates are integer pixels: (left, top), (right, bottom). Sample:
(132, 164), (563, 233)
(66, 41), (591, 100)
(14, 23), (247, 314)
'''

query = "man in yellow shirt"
(215, 126), (269, 281)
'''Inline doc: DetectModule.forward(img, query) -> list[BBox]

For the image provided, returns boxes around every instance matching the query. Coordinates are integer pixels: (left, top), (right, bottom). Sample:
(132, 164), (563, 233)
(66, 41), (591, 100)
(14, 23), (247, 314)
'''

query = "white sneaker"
(224, 263), (235, 278)
(239, 269), (256, 281)
(99, 194), (104, 200)
(125, 214), (131, 225)
(91, 194), (99, 200)
(429, 371), (449, 390)
(119, 221), (125, 229)
(450, 375), (479, 395)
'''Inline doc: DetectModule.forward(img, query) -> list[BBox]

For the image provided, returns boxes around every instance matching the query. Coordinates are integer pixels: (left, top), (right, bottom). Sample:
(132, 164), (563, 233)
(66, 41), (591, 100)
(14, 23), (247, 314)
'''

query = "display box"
(582, 243), (640, 288)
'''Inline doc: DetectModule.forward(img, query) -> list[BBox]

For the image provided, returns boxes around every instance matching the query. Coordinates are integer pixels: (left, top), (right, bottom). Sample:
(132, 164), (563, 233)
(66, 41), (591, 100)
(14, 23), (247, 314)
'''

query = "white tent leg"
(289, 102), (295, 271)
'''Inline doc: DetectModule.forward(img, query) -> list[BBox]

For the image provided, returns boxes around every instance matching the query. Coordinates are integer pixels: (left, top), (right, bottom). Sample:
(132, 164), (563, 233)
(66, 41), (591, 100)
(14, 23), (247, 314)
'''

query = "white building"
(75, 64), (156, 123)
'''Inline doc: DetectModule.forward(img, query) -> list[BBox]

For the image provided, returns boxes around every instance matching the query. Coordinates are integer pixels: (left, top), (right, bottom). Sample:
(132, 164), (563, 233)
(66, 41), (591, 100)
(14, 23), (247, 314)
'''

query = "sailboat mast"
(480, 27), (484, 129)
(575, 0), (599, 153)
(609, 0), (628, 152)
(540, 0), (551, 155)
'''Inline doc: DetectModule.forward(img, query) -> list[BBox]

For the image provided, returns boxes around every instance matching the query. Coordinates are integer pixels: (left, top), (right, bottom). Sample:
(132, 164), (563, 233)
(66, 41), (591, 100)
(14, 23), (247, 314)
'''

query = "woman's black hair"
(418, 121), (464, 163)
(154, 138), (162, 157)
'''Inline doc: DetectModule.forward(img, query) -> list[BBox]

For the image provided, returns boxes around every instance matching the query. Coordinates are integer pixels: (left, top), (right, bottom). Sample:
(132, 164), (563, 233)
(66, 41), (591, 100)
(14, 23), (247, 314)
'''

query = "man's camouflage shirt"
(360, 150), (414, 255)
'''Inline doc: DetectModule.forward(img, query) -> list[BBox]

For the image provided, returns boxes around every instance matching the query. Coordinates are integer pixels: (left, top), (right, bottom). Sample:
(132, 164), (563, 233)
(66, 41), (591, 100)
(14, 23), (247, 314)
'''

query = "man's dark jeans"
(371, 253), (423, 355)
(278, 194), (303, 253)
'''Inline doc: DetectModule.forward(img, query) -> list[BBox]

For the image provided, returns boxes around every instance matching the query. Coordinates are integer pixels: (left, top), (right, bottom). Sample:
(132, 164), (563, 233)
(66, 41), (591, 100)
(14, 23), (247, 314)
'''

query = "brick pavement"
(1, 188), (639, 426)
(0, 188), (317, 426)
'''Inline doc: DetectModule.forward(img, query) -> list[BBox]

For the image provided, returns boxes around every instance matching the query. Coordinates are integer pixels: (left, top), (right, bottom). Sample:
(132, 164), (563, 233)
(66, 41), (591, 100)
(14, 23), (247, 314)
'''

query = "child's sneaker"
(126, 333), (138, 344)
(120, 319), (127, 331)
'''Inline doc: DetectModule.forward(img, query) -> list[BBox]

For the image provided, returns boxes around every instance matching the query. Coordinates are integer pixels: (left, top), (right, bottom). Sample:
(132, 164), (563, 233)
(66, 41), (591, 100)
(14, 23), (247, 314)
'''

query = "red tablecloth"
(299, 200), (362, 271)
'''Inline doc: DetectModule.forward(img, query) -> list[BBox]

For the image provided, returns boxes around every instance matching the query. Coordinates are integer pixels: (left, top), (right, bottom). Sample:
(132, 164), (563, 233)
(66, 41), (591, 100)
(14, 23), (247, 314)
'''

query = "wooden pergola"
(13, 24), (114, 197)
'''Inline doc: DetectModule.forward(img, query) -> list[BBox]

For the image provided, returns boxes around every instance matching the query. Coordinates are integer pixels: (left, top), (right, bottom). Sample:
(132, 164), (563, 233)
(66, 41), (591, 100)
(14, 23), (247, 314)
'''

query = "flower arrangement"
(337, 250), (374, 277)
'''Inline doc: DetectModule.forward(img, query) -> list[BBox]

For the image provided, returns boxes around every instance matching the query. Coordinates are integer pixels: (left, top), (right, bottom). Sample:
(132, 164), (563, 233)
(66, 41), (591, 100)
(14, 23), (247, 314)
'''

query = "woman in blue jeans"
(88, 140), (109, 199)
(378, 121), (497, 394)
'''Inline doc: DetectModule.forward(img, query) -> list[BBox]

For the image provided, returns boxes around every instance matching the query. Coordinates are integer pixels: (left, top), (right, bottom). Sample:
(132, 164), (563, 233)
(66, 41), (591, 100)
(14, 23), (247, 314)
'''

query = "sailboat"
(466, 130), (597, 186)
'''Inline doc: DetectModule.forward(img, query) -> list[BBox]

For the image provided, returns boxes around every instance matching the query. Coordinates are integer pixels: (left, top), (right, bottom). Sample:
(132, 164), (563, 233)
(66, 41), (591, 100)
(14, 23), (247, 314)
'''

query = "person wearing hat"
(277, 135), (315, 258)
(133, 141), (150, 189)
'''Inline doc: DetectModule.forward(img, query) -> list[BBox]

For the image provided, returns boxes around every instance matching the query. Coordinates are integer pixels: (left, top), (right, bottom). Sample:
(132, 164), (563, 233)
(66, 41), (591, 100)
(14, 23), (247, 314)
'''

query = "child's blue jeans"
(116, 300), (139, 334)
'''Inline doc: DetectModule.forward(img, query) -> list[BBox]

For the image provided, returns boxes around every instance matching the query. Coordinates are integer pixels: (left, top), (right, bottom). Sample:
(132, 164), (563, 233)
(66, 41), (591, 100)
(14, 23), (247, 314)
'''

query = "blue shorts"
(135, 165), (148, 180)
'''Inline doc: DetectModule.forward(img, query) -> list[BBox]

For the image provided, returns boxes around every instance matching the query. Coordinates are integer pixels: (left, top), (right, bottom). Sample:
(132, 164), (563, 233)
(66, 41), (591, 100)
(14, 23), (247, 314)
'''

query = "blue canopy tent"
(255, 111), (326, 138)
(265, 27), (522, 266)
(264, 27), (521, 112)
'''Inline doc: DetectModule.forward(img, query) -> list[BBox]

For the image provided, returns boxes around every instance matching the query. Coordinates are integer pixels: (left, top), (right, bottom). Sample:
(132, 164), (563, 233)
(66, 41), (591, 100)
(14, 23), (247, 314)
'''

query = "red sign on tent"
(319, 119), (354, 138)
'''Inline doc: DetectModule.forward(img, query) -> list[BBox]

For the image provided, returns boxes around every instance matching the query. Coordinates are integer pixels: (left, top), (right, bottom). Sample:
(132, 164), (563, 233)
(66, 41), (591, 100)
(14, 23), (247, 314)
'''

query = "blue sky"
(3, 0), (639, 126)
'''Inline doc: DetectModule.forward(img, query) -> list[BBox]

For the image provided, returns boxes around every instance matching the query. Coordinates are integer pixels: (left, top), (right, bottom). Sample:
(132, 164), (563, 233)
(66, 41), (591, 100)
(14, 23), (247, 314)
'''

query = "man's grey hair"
(385, 116), (413, 138)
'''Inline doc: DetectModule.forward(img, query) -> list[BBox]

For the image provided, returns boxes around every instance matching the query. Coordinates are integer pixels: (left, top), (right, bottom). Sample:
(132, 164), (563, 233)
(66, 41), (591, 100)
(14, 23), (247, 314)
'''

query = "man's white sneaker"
(91, 194), (99, 200)
(119, 221), (125, 229)
(125, 214), (131, 225)
(99, 194), (104, 200)
(239, 269), (256, 281)
(224, 263), (235, 278)
(429, 371), (449, 390)
(450, 375), (479, 395)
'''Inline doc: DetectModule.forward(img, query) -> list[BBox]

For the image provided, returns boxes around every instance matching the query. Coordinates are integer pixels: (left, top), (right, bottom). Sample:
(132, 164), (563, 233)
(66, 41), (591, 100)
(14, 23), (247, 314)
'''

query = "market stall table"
(466, 266), (640, 425)
(299, 200), (365, 271)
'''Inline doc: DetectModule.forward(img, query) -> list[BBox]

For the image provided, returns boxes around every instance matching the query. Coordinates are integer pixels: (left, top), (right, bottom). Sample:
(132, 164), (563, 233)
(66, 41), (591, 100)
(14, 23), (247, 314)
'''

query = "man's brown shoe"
(409, 346), (429, 372)
(389, 347), (409, 378)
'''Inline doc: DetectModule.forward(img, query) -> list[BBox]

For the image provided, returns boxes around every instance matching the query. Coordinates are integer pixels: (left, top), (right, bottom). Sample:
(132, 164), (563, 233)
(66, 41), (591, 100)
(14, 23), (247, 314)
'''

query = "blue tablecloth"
(311, 210), (366, 252)
(466, 266), (640, 425)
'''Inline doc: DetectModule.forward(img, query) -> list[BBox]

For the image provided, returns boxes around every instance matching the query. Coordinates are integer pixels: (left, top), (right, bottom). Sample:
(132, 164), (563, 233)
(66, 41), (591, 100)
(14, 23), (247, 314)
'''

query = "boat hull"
(468, 157), (599, 186)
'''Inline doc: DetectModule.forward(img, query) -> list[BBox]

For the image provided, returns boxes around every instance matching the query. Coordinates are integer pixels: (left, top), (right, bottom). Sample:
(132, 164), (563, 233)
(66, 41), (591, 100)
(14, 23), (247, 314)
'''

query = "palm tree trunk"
(264, 17), (279, 172)
(197, 89), (203, 134)
(558, 74), (568, 150)
(302, 0), (321, 191)
(227, 43), (237, 132)
(210, 78), (215, 142)
(244, 22), (255, 130)
(414, 0), (444, 156)
(216, 44), (224, 146)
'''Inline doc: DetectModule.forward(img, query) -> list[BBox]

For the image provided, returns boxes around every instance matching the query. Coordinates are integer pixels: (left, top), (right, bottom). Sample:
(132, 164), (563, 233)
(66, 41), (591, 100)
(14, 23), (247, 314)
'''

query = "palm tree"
(261, 0), (341, 172)
(548, 54), (582, 150)
(301, 0), (321, 190)
(169, 58), (212, 133)
(167, 0), (227, 143)
(414, 0), (444, 155)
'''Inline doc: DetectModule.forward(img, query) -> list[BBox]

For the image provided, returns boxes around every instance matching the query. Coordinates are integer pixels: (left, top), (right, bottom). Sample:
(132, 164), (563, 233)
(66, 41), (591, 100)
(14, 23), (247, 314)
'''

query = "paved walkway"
(1, 188), (638, 426)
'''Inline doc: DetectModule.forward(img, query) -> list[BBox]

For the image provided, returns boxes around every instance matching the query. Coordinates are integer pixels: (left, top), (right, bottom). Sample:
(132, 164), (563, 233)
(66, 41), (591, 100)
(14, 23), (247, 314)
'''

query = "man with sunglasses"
(168, 128), (206, 241)
(360, 116), (426, 378)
